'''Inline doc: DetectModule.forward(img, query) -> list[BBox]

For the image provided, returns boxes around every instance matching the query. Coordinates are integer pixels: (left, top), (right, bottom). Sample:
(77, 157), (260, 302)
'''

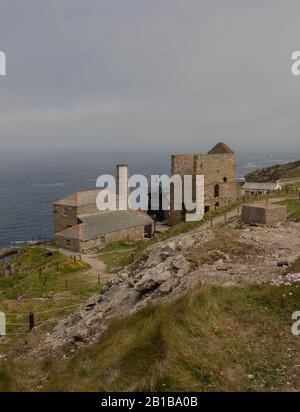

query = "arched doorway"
(214, 184), (220, 198)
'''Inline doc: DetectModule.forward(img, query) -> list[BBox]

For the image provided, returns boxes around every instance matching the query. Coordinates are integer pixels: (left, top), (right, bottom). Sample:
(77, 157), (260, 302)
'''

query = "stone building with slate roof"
(241, 182), (282, 196)
(171, 142), (238, 220)
(53, 166), (154, 253)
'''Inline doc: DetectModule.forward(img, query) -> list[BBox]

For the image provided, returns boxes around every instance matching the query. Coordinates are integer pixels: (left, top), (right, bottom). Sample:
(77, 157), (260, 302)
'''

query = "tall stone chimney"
(116, 164), (129, 210)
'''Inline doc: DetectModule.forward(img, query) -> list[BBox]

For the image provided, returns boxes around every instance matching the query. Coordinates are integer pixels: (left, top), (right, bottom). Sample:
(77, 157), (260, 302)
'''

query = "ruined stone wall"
(53, 205), (78, 234)
(105, 225), (147, 244)
(54, 235), (80, 252)
(170, 155), (195, 222)
(54, 203), (103, 236)
(55, 224), (153, 253)
(81, 225), (152, 252)
(171, 154), (195, 176)
(195, 153), (237, 210)
(242, 204), (287, 226)
(171, 152), (238, 218)
(77, 203), (100, 216)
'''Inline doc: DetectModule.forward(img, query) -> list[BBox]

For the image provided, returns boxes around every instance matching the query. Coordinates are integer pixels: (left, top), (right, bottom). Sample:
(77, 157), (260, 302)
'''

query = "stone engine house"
(171, 142), (238, 219)
(53, 165), (154, 253)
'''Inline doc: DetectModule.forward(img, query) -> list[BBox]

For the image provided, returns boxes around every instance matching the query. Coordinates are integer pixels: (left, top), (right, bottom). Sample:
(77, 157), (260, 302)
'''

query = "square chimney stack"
(116, 164), (129, 210)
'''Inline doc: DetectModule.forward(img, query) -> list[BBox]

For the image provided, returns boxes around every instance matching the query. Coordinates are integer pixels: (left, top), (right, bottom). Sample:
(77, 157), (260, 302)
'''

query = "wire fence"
(2, 302), (82, 336)
(1, 258), (102, 337)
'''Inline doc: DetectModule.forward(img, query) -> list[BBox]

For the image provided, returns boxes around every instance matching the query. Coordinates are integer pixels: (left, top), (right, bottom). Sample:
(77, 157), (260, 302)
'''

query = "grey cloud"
(1, 0), (300, 152)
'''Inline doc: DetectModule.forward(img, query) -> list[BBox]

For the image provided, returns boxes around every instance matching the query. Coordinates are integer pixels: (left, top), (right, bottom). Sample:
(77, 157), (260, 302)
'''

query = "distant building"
(53, 165), (154, 253)
(171, 142), (238, 220)
(241, 182), (281, 196)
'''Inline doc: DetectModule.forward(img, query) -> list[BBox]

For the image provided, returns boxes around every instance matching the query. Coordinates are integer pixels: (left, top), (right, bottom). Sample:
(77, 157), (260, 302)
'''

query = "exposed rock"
(35, 221), (300, 355)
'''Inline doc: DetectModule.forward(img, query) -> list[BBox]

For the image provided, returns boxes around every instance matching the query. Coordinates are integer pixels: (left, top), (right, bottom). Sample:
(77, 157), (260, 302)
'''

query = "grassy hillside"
(2, 282), (300, 392)
(275, 199), (300, 222)
(285, 165), (300, 179)
(0, 248), (101, 347)
(245, 160), (300, 183)
(2, 199), (300, 392)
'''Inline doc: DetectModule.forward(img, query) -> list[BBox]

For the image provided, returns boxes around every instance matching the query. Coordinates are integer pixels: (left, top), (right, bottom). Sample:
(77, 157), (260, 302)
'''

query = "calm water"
(0, 150), (299, 248)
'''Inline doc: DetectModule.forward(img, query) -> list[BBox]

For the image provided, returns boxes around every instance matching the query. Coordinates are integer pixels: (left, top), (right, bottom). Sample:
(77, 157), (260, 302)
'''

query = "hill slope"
(245, 160), (300, 182)
(2, 283), (300, 392)
(2, 213), (300, 391)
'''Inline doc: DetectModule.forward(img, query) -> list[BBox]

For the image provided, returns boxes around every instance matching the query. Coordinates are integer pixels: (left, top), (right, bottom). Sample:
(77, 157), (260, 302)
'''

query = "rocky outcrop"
(41, 229), (214, 352)
(39, 221), (300, 354)
(245, 160), (300, 183)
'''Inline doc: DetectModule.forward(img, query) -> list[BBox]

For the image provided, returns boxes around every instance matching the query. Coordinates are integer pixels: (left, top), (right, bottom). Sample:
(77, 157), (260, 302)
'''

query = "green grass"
(2, 283), (300, 392)
(286, 199), (300, 221)
(0, 248), (90, 299)
(0, 248), (101, 344)
(284, 166), (300, 179)
(275, 199), (300, 222)
(97, 241), (141, 273)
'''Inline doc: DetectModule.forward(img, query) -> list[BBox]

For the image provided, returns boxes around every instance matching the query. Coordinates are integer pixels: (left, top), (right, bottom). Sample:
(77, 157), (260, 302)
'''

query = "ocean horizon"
(0, 149), (299, 248)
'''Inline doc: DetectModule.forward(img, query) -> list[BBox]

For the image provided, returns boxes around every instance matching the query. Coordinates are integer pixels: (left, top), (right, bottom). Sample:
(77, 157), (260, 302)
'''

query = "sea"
(0, 149), (299, 248)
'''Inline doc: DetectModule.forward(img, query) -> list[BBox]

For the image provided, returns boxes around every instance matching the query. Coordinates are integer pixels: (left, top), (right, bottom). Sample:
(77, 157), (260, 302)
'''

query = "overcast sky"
(1, 0), (300, 153)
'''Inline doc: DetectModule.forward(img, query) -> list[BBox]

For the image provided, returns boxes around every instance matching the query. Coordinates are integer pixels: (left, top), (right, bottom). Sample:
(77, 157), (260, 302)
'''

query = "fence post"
(56, 261), (59, 272)
(98, 274), (100, 285)
(224, 211), (227, 222)
(43, 276), (47, 287)
(39, 267), (42, 278)
(29, 312), (35, 331)
(210, 219), (213, 228)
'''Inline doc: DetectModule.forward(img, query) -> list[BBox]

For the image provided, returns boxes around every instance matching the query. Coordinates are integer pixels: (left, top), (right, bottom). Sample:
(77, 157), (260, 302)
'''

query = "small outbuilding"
(241, 182), (281, 196)
(241, 204), (287, 226)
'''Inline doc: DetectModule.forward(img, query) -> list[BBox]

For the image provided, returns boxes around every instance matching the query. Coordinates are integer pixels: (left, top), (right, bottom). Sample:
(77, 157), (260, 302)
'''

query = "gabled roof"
(55, 210), (153, 241)
(53, 189), (104, 207)
(208, 142), (234, 155)
(242, 182), (281, 191)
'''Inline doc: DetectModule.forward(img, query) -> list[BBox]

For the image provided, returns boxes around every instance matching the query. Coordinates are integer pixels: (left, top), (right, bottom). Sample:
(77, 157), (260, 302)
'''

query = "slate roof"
(53, 189), (103, 207)
(55, 210), (153, 241)
(242, 182), (281, 191)
(208, 142), (235, 155)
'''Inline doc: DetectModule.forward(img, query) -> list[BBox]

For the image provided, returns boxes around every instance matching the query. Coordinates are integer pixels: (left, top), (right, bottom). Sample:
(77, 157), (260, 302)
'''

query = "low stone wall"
(55, 224), (154, 253)
(242, 204), (287, 225)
